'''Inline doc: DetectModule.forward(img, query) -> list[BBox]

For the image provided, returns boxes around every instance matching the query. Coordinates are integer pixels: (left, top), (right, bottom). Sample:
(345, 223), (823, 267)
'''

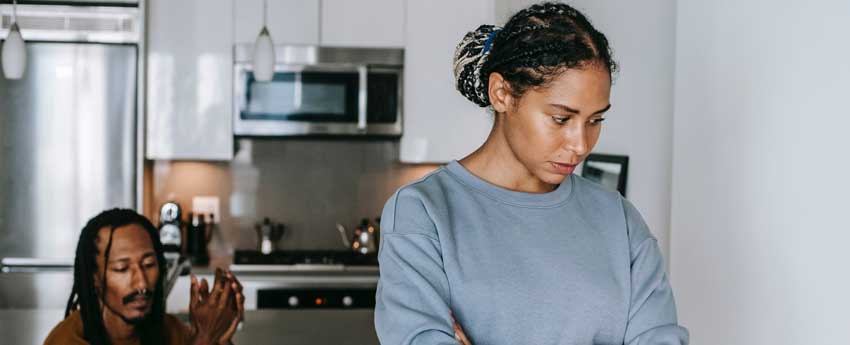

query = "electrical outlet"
(192, 196), (220, 223)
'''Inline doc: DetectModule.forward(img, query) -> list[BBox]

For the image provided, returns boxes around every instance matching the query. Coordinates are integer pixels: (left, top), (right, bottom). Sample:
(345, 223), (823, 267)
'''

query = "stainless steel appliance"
(232, 250), (379, 268)
(230, 250), (379, 310)
(233, 45), (403, 137)
(254, 217), (285, 255)
(335, 218), (379, 255)
(257, 287), (376, 309)
(159, 201), (183, 251)
(0, 2), (143, 308)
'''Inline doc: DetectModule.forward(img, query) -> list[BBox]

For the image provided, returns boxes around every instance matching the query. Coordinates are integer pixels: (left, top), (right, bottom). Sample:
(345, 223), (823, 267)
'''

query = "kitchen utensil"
(255, 218), (285, 255)
(158, 202), (183, 252)
(336, 218), (378, 255)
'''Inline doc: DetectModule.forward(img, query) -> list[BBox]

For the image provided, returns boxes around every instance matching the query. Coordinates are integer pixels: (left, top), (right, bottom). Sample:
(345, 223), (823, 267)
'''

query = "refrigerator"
(0, 42), (138, 308)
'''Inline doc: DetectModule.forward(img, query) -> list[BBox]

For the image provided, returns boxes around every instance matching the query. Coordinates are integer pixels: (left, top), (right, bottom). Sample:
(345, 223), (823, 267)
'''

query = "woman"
(375, 2), (689, 345)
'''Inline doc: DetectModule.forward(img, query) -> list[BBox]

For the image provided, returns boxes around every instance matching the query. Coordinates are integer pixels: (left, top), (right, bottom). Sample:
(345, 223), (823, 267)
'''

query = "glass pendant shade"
(252, 26), (275, 82)
(2, 22), (26, 80)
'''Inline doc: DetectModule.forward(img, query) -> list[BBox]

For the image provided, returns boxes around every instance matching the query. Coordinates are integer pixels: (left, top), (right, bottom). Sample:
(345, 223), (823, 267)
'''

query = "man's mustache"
(122, 289), (153, 305)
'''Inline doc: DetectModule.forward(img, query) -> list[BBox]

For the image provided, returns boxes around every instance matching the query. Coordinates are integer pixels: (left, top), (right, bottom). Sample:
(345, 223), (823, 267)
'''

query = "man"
(44, 208), (244, 345)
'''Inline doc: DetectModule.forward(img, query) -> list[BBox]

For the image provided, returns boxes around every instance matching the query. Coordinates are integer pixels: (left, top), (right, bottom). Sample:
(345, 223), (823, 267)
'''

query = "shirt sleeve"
(622, 198), (690, 345)
(374, 189), (458, 345)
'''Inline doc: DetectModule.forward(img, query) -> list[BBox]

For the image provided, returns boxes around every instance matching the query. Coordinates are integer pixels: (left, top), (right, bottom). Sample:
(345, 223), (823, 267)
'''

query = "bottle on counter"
(207, 213), (232, 262)
(186, 213), (210, 265)
(184, 212), (194, 255)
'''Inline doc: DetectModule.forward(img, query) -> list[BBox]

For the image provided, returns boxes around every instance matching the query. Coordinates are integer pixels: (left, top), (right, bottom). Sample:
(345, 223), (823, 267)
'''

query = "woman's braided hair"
(453, 2), (617, 107)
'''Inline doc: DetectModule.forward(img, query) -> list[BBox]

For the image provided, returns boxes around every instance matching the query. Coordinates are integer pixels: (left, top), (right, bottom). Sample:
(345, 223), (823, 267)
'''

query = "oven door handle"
(357, 65), (368, 131)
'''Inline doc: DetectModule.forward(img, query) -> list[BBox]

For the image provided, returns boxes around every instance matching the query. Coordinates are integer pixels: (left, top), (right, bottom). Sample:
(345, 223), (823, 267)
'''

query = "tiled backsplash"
(147, 139), (438, 258)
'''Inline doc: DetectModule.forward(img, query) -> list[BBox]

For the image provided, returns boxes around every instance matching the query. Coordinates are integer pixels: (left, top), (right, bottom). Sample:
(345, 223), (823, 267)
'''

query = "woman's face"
(495, 66), (612, 186)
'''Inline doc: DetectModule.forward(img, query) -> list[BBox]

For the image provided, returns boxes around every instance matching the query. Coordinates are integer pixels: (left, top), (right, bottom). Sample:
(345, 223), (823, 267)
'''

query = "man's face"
(94, 224), (160, 324)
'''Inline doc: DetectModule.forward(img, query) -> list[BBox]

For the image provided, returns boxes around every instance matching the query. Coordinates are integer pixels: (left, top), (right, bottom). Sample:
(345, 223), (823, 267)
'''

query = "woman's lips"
(550, 162), (577, 175)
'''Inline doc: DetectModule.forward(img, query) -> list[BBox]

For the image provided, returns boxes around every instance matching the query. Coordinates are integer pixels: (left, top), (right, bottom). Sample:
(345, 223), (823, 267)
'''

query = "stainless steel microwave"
(233, 45), (403, 137)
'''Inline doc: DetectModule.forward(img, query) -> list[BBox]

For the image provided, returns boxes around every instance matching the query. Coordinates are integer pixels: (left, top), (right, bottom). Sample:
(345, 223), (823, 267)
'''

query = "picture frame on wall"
(581, 153), (629, 197)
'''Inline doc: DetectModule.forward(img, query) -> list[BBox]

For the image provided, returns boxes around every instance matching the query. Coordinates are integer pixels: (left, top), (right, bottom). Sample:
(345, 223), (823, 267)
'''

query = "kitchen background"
(147, 139), (439, 252)
(1, 0), (849, 344)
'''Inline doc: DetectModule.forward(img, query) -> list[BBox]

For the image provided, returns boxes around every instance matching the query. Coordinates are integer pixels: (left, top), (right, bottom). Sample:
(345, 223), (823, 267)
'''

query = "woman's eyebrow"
(593, 104), (612, 114)
(548, 103), (612, 114)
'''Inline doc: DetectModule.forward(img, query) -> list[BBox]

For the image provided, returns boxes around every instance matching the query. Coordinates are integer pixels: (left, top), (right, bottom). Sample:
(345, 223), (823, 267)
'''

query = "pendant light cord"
(12, 0), (18, 23)
(263, 0), (267, 27)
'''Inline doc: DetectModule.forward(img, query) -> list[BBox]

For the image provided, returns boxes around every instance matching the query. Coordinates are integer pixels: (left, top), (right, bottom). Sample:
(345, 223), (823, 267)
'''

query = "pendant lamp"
(252, 0), (275, 82)
(2, 0), (26, 80)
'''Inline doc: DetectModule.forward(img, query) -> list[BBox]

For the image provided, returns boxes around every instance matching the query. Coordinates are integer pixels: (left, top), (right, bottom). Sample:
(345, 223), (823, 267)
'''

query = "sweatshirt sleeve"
(622, 198), (690, 345)
(374, 189), (458, 345)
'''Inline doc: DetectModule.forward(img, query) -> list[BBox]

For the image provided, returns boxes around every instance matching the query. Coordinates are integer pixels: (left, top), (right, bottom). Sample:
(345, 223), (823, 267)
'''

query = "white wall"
(670, 0), (850, 343)
(497, 0), (679, 261)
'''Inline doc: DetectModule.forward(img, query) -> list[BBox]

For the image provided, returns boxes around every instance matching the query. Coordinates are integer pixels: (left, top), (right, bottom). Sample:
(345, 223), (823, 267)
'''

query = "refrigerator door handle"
(0, 257), (73, 273)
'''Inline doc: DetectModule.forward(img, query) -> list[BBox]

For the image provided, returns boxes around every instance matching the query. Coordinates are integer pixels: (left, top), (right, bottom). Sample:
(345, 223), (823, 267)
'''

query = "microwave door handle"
(357, 65), (368, 131)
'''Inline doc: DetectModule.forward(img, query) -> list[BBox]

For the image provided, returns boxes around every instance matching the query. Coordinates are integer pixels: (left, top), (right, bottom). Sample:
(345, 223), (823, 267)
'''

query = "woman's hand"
(189, 268), (240, 345)
(452, 314), (472, 345)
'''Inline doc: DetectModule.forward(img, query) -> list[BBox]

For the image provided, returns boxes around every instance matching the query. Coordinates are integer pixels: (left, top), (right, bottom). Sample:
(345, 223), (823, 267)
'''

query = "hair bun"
(453, 24), (501, 107)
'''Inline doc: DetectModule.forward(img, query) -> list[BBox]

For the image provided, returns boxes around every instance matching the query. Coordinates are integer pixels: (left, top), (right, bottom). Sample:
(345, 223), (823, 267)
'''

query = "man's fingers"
(199, 278), (210, 301)
(214, 267), (229, 293)
(227, 282), (238, 311)
(189, 275), (199, 311)
(236, 291), (245, 317)
(226, 270), (243, 293)
(214, 267), (224, 288)
(208, 274), (227, 304)
(215, 279), (233, 307)
(221, 291), (245, 342)
(219, 306), (241, 343)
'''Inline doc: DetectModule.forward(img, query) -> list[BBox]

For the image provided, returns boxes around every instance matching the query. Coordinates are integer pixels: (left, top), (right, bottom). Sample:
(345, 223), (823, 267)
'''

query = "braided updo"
(453, 2), (617, 107)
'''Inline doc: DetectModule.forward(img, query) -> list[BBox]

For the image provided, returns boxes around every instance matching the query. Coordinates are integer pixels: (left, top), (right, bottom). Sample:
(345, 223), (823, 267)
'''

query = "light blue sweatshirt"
(375, 161), (689, 345)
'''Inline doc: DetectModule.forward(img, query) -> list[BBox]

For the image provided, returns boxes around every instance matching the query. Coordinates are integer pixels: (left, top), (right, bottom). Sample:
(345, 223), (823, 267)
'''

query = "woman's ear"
(487, 72), (514, 114)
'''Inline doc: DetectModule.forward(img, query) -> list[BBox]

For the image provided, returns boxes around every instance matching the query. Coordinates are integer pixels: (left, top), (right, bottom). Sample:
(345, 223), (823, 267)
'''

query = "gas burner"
(233, 250), (378, 266)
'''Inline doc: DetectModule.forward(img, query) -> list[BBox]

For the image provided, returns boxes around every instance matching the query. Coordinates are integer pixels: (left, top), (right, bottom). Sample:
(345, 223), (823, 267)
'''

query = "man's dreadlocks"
(64, 208), (167, 345)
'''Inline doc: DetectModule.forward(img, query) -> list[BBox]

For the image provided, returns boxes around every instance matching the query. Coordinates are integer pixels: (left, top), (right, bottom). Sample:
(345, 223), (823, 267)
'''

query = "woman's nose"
(563, 124), (589, 156)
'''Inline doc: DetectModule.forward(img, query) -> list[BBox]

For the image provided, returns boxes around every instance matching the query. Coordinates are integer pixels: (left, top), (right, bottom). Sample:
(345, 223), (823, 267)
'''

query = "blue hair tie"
(483, 29), (501, 54)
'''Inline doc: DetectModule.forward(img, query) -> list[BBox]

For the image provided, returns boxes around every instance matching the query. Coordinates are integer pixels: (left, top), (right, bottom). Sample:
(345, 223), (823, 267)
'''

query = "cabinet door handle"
(357, 65), (368, 130)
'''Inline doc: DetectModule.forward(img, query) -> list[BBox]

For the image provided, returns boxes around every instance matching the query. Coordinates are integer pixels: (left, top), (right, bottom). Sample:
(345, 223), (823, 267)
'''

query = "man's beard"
(103, 289), (154, 325)
(121, 313), (147, 325)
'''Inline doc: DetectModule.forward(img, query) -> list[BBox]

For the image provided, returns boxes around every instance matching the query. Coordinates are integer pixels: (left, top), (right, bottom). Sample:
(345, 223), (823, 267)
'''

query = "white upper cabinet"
(400, 0), (495, 163)
(234, 0), (320, 45)
(320, 0), (405, 48)
(146, 0), (234, 160)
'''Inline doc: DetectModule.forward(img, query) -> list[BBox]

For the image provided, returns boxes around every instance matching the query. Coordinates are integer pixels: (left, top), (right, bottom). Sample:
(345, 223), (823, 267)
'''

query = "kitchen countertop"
(0, 308), (379, 345)
(190, 263), (379, 276)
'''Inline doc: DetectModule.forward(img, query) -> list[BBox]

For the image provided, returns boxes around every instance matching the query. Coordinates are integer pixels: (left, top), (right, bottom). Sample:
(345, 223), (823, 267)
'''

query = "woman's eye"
(143, 262), (157, 269)
(111, 267), (128, 272)
(590, 118), (606, 126)
(552, 116), (569, 125)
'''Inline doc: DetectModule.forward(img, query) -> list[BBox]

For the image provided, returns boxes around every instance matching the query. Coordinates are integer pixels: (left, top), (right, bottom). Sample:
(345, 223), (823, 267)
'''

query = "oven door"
(233, 64), (402, 137)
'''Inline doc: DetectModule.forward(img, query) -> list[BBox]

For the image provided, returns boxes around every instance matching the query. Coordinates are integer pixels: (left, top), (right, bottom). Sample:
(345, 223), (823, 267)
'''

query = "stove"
(231, 250), (379, 310)
(233, 250), (379, 267)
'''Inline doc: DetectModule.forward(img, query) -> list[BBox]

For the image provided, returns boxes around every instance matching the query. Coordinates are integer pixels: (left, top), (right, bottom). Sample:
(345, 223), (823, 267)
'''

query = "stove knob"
(288, 296), (299, 307)
(342, 296), (353, 307)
